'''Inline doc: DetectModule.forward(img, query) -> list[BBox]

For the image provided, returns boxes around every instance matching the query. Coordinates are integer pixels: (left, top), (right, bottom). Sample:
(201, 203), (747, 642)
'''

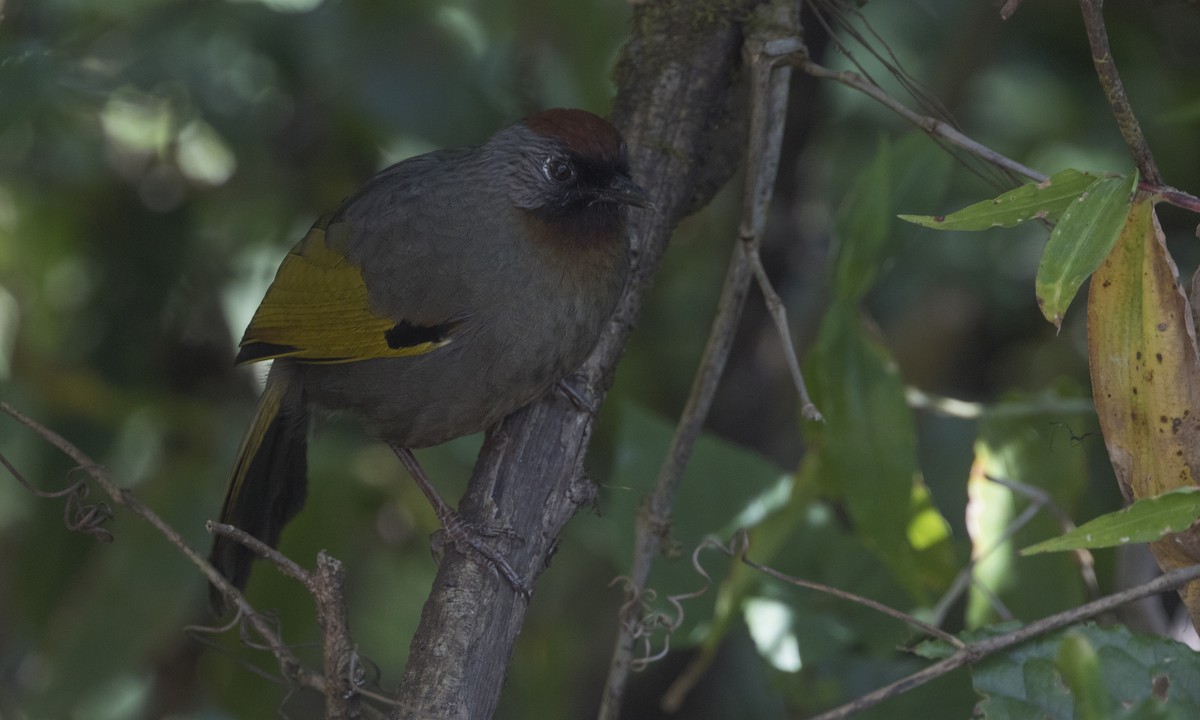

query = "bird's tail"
(209, 361), (308, 612)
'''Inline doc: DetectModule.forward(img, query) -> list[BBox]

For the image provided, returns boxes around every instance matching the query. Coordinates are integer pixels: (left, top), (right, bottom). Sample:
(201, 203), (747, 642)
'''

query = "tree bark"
(392, 2), (763, 717)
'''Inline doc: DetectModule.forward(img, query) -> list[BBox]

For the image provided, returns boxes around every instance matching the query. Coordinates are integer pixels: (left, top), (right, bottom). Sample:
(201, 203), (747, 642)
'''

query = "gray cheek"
(505, 158), (553, 210)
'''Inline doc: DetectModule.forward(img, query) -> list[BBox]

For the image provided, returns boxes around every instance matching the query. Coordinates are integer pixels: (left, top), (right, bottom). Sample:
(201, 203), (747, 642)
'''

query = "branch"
(597, 3), (804, 716)
(0, 401), (348, 713)
(988, 474), (1101, 601)
(1078, 0), (1163, 186)
(806, 561), (1200, 720)
(790, 53), (1046, 183)
(748, 246), (821, 421)
(1145, 184), (1200, 215)
(209, 521), (312, 584)
(793, 44), (1200, 216)
(658, 532), (964, 710)
(206, 522), (364, 718)
(391, 2), (771, 717)
(313, 552), (363, 720)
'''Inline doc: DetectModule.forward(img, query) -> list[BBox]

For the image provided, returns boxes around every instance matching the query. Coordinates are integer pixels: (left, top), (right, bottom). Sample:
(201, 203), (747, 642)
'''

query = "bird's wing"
(236, 215), (458, 365)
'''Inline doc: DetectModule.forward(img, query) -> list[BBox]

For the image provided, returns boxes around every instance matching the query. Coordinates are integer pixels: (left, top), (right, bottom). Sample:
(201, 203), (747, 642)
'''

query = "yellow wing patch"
(237, 218), (451, 365)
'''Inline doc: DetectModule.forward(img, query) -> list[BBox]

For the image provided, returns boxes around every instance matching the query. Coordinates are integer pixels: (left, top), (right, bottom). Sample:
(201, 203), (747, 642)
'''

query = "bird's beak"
(595, 173), (653, 209)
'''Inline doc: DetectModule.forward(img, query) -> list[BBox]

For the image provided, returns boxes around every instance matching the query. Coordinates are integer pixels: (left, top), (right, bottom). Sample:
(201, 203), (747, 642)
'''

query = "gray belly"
(299, 229), (627, 449)
(298, 325), (581, 449)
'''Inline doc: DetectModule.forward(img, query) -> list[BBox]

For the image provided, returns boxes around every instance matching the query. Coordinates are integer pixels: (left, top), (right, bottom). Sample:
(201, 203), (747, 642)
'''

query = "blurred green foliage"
(2, 0), (1199, 718)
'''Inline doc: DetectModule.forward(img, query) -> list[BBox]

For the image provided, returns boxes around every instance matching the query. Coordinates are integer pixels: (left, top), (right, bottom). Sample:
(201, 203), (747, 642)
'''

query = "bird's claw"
(432, 513), (531, 600)
(556, 376), (598, 416)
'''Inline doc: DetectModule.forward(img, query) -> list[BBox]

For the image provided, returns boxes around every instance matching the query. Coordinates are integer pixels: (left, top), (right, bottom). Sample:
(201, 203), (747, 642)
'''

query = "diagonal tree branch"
(391, 2), (771, 718)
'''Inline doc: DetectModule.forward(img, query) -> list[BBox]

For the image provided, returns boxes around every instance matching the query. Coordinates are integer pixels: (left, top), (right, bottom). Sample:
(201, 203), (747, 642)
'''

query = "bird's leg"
(388, 443), (530, 599)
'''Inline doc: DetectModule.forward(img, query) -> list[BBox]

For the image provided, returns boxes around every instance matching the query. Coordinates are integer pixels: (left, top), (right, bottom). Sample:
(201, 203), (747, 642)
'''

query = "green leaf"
(833, 138), (892, 301)
(974, 624), (1196, 720)
(1035, 171), (1138, 329)
(898, 168), (1098, 231)
(806, 300), (928, 601)
(1021, 487), (1200, 555)
(1056, 631), (1111, 720)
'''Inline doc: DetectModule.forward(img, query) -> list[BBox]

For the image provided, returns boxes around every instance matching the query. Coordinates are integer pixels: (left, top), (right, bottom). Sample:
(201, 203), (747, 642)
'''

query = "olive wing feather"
(236, 216), (454, 365)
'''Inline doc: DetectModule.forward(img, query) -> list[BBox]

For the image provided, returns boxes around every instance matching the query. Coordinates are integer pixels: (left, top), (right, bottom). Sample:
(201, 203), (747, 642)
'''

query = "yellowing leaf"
(1087, 194), (1200, 625)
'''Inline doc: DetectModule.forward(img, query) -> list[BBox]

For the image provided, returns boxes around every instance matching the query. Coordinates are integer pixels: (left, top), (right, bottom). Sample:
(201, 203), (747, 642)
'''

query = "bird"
(208, 108), (650, 609)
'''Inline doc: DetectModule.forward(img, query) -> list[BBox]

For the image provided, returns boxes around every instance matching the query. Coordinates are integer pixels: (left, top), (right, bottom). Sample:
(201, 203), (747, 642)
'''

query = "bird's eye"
(544, 157), (576, 184)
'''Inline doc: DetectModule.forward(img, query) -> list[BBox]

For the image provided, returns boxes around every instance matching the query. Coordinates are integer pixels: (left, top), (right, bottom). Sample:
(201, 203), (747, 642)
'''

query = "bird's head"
(492, 109), (651, 237)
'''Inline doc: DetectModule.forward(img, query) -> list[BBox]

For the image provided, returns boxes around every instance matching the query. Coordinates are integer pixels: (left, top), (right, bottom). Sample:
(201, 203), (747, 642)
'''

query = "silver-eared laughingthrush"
(209, 109), (649, 607)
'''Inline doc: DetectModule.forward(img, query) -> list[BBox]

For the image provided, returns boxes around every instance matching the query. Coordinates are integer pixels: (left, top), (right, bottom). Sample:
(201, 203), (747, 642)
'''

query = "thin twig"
(596, 147), (759, 720)
(1078, 0), (1163, 186)
(208, 522), (313, 586)
(794, 7), (1200, 217)
(931, 468), (1105, 627)
(811, 0), (959, 140)
(596, 3), (803, 717)
(0, 401), (327, 699)
(204, 527), (372, 718)
(721, 531), (962, 647)
(807, 562), (1200, 720)
(800, 3), (1200, 235)
(931, 476), (1043, 626)
(1144, 184), (1200, 214)
(812, 0), (1200, 216)
(807, 1), (1011, 193)
(748, 248), (822, 420)
(313, 552), (362, 720)
(612, 537), (738, 688)
(658, 535), (778, 710)
(2, 403), (380, 716)
(988, 475), (1101, 601)
(0, 452), (115, 541)
(790, 54), (1046, 182)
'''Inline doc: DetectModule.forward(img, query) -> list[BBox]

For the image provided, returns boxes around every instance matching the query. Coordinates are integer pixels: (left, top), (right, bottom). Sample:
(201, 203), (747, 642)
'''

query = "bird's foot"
(431, 514), (530, 599)
(390, 443), (531, 599)
(556, 375), (598, 416)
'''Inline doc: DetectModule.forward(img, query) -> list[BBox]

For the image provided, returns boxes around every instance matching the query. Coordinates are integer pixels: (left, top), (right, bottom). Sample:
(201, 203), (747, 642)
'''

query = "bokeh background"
(2, 0), (1199, 718)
